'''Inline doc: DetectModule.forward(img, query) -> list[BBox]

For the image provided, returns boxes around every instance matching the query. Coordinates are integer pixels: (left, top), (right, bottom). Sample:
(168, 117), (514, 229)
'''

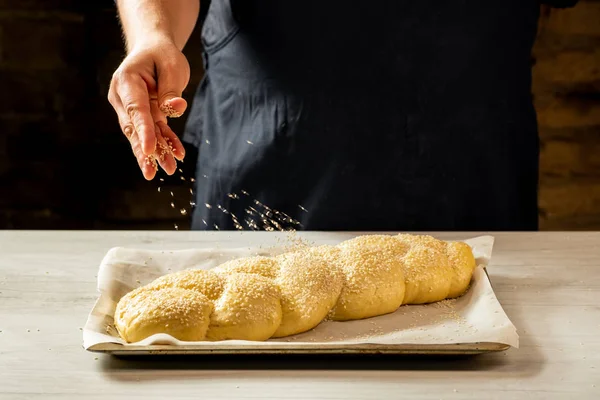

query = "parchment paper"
(83, 235), (519, 349)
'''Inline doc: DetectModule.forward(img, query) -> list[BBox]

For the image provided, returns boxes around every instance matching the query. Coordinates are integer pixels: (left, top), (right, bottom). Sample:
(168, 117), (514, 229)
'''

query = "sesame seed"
(113, 233), (477, 344)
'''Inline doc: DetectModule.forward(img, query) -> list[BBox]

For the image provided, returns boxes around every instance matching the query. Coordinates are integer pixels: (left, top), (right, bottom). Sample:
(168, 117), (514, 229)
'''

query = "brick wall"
(0, 1), (599, 230)
(534, 1), (600, 229)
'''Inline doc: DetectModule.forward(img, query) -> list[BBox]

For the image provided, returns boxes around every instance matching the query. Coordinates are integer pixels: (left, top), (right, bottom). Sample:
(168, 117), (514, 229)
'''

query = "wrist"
(127, 30), (177, 54)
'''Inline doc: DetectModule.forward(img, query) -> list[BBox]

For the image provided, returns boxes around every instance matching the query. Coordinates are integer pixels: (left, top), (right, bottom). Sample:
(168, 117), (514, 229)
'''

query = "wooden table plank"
(0, 231), (599, 399)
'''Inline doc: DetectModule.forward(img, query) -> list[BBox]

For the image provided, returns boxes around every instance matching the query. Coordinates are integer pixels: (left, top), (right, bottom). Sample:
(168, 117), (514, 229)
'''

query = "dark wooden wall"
(0, 1), (599, 230)
(534, 2), (600, 229)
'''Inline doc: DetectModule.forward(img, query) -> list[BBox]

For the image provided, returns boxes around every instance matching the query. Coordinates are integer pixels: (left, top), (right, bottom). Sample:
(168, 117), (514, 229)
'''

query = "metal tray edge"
(87, 342), (511, 356)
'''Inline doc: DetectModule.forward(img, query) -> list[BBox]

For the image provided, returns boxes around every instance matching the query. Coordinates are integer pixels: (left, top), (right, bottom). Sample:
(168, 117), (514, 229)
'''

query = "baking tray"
(83, 235), (518, 356)
(87, 341), (510, 356)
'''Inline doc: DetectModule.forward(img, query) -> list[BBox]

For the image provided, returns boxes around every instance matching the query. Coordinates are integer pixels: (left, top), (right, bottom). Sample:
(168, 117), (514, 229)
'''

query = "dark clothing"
(183, 0), (577, 231)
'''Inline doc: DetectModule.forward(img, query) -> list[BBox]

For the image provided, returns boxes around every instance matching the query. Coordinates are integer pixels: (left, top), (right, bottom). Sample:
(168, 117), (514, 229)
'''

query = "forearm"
(116, 0), (200, 52)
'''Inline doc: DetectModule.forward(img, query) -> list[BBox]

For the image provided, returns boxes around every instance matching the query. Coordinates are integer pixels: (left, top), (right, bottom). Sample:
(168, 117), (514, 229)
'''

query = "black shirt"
(183, 0), (578, 231)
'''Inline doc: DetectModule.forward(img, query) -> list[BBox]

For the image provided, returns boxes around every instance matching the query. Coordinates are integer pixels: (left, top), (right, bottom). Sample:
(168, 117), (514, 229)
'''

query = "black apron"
(183, 0), (577, 231)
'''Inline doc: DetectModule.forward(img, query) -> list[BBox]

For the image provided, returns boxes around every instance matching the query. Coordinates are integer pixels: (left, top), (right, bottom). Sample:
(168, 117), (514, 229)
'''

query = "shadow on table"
(100, 274), (545, 380)
(103, 352), (504, 370)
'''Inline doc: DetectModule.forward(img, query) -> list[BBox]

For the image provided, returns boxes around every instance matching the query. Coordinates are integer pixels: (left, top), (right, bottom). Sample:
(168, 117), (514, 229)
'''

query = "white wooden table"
(0, 231), (598, 399)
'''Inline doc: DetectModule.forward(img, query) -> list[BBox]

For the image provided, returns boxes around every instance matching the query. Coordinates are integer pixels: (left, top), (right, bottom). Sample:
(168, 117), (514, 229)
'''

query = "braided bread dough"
(114, 234), (476, 343)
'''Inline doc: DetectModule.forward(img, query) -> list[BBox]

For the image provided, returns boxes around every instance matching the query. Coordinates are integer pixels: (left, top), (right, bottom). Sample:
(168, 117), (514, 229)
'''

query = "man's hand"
(109, 0), (200, 180)
(108, 35), (189, 180)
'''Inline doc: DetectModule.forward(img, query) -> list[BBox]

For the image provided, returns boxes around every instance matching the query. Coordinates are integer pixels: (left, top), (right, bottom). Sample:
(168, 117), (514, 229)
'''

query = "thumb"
(157, 67), (188, 118)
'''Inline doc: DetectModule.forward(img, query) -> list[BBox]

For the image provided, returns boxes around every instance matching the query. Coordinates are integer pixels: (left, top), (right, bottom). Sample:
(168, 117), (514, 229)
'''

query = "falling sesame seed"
(157, 187), (161, 192)
(170, 191), (174, 197)
(205, 139), (210, 144)
(180, 209), (188, 215)
(174, 224), (179, 230)
(191, 178), (196, 182)
(178, 168), (183, 173)
(205, 203), (212, 209)
(298, 205), (308, 212)
(246, 140), (254, 145)
(159, 178), (164, 182)
(170, 202), (175, 208)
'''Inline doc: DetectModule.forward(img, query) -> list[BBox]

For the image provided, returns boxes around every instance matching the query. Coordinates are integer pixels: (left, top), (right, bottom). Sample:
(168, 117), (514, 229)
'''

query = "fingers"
(150, 98), (178, 173)
(154, 123), (178, 175)
(159, 97), (188, 118)
(112, 95), (157, 180)
(150, 96), (185, 162)
(127, 125), (159, 181)
(157, 121), (186, 161)
(114, 72), (157, 156)
(135, 137), (159, 181)
(157, 62), (189, 117)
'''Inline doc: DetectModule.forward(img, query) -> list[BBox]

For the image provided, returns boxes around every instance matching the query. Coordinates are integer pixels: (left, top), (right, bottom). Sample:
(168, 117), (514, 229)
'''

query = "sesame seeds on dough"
(329, 235), (407, 321)
(147, 268), (225, 301)
(445, 241), (477, 298)
(213, 256), (280, 279)
(401, 245), (453, 305)
(113, 233), (478, 343)
(206, 272), (282, 341)
(272, 248), (344, 338)
(396, 233), (447, 252)
(114, 287), (212, 343)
